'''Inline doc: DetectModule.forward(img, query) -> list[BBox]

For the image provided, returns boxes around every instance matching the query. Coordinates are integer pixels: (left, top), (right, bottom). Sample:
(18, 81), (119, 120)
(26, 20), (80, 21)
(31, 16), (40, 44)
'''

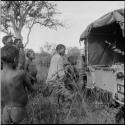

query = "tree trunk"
(14, 29), (23, 41)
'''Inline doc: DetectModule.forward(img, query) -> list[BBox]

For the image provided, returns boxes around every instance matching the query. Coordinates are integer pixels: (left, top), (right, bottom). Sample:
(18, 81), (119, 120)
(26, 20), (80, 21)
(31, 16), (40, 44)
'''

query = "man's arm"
(24, 59), (29, 71)
(23, 71), (34, 93)
(17, 49), (26, 70)
(57, 57), (65, 78)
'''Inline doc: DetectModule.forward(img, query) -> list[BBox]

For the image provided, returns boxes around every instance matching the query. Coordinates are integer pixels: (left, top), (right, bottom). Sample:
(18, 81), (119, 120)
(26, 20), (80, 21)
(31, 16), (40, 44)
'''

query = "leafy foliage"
(0, 1), (63, 46)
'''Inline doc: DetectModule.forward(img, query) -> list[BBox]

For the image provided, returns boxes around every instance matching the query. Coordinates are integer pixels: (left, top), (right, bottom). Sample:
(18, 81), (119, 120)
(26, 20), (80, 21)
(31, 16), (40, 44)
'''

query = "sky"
(0, 1), (124, 53)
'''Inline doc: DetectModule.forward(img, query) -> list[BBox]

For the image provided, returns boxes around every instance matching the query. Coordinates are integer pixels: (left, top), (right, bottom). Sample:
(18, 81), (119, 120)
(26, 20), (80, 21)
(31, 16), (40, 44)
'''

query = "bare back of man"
(1, 69), (30, 124)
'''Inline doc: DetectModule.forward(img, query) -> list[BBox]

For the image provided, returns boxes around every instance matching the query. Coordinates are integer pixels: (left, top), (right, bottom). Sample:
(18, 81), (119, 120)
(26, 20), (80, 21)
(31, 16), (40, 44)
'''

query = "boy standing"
(25, 49), (37, 85)
(1, 45), (34, 124)
(47, 44), (68, 82)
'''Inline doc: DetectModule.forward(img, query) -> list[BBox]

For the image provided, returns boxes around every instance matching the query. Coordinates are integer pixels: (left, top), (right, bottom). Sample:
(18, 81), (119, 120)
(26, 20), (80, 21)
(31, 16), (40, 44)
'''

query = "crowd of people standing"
(1, 35), (80, 124)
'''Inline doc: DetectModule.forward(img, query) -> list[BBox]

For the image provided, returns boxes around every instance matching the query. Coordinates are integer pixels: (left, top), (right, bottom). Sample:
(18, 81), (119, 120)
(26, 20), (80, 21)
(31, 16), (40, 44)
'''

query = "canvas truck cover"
(80, 9), (124, 66)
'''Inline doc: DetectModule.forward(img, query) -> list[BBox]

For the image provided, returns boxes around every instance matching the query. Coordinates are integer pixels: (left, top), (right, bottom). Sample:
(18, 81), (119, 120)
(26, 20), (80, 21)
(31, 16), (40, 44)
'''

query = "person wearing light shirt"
(47, 44), (69, 82)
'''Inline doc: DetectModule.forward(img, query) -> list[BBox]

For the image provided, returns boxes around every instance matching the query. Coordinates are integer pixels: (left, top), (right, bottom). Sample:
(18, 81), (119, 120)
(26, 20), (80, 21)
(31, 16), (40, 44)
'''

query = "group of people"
(1, 35), (37, 124)
(1, 35), (79, 124)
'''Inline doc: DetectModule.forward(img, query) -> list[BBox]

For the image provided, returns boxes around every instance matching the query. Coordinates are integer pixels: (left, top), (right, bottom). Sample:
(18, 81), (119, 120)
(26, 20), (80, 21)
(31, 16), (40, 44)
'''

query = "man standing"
(1, 45), (34, 124)
(45, 44), (70, 101)
(47, 44), (69, 82)
(1, 35), (14, 70)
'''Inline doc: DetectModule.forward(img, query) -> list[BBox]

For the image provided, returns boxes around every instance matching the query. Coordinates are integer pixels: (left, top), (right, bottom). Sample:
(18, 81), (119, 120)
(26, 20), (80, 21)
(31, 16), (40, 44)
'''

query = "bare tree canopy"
(0, 1), (63, 47)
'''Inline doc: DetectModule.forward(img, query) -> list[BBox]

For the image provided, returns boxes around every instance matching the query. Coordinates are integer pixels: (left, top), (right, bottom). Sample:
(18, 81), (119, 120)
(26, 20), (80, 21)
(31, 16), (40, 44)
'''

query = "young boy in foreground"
(1, 45), (34, 124)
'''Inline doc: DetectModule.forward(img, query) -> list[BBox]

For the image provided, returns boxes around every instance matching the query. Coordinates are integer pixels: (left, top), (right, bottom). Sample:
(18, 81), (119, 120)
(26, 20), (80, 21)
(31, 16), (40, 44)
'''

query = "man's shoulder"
(52, 54), (62, 60)
(51, 54), (63, 64)
(18, 48), (25, 58)
(25, 58), (31, 64)
(15, 69), (26, 77)
(1, 69), (26, 81)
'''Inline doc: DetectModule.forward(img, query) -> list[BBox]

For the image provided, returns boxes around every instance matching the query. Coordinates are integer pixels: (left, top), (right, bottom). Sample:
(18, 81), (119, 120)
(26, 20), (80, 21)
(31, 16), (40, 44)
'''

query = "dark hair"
(56, 44), (66, 51)
(26, 49), (34, 58)
(1, 45), (19, 64)
(14, 38), (21, 45)
(2, 35), (13, 45)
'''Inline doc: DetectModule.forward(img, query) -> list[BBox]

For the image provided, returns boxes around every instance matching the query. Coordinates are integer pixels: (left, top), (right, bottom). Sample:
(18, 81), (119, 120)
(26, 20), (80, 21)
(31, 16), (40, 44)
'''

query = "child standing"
(25, 49), (37, 85)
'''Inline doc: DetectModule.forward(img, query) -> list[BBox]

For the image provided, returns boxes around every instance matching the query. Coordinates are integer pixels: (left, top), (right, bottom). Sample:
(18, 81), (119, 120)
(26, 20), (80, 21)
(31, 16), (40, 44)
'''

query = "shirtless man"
(1, 35), (14, 70)
(25, 49), (37, 85)
(1, 45), (34, 124)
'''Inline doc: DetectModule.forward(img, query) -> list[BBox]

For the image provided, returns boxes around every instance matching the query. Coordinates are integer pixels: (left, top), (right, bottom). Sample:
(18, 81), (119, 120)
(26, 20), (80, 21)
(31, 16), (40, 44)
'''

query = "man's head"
(56, 44), (66, 56)
(14, 38), (23, 48)
(1, 45), (19, 69)
(26, 49), (35, 60)
(2, 35), (13, 46)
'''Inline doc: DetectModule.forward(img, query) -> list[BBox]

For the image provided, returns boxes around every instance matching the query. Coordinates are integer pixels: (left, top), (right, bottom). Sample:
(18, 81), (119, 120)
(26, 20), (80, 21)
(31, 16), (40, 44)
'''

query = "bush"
(25, 51), (121, 124)
(39, 52), (51, 68)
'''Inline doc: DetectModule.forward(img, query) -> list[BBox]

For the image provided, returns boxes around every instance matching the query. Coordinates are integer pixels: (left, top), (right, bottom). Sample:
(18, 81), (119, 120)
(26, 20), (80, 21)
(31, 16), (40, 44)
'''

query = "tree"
(43, 42), (56, 54)
(0, 1), (63, 47)
(44, 42), (52, 52)
(67, 47), (80, 65)
(67, 47), (80, 56)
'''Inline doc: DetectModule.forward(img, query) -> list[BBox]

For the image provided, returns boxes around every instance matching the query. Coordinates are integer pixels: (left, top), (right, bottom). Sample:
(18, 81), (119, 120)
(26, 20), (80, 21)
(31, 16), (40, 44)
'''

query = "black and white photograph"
(0, 1), (124, 124)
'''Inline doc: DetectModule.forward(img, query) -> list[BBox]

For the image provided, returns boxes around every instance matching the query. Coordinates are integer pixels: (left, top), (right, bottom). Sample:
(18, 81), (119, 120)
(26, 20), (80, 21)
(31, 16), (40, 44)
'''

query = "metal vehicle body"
(79, 9), (124, 105)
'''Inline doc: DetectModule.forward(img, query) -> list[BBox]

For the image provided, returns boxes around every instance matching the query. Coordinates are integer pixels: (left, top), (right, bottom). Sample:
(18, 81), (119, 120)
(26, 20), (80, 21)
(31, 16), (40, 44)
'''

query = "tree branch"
(23, 1), (35, 19)
(0, 27), (10, 34)
(1, 1), (64, 47)
(1, 8), (17, 32)
(35, 20), (64, 29)
(1, 9), (14, 20)
(24, 21), (35, 48)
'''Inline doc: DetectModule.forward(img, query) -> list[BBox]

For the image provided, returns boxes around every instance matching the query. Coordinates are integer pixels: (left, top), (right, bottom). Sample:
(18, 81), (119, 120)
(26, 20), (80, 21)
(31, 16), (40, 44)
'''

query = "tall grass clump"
(25, 54), (122, 124)
(43, 63), (96, 124)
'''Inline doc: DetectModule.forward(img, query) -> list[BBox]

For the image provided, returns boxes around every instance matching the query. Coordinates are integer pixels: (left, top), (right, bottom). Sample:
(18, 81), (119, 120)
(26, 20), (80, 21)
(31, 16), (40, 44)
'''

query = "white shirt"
(47, 53), (65, 82)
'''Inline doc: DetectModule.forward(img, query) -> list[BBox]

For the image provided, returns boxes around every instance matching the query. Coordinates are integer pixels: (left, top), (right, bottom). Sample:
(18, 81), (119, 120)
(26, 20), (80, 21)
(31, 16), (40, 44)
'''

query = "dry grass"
(24, 55), (124, 124)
